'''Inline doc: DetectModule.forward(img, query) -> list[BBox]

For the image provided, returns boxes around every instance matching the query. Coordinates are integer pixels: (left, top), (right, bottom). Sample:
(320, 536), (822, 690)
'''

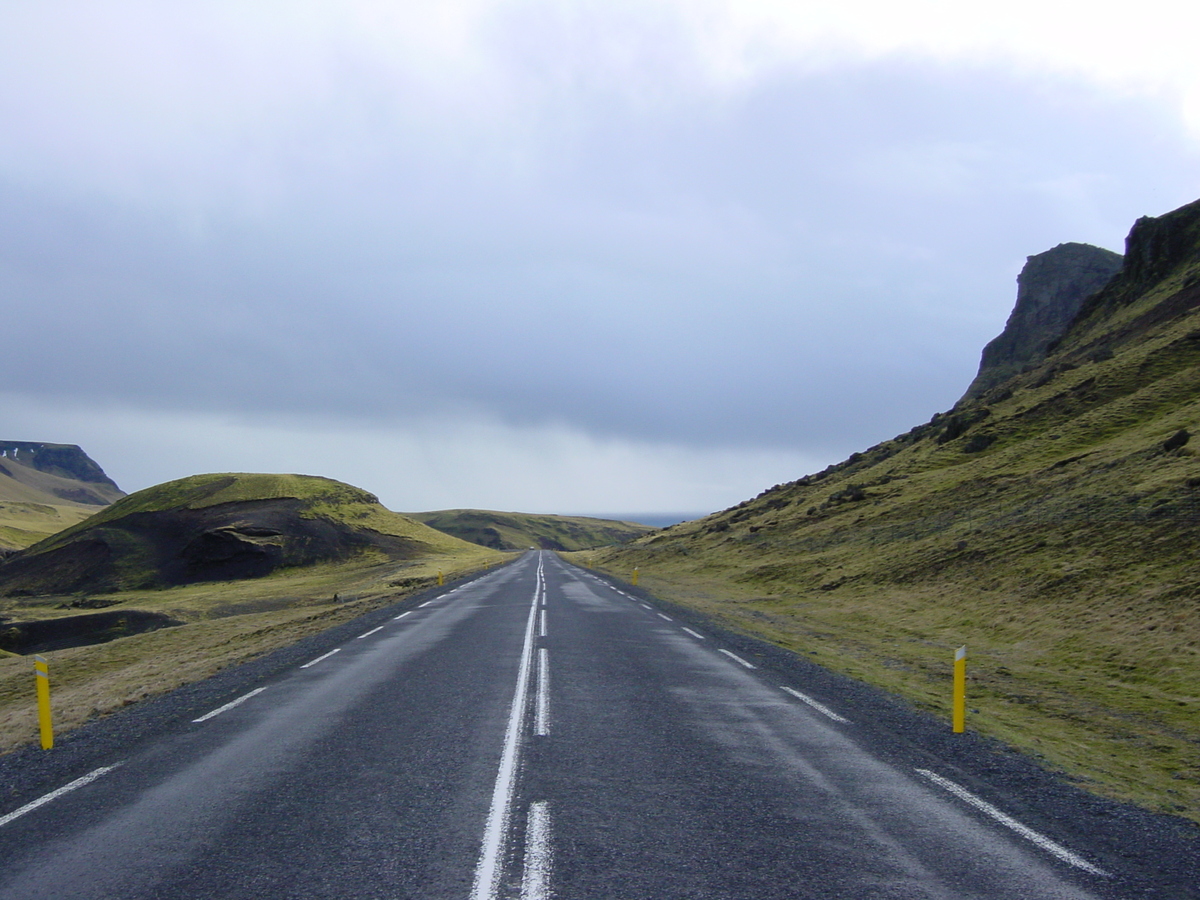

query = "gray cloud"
(2, 11), (1199, 503)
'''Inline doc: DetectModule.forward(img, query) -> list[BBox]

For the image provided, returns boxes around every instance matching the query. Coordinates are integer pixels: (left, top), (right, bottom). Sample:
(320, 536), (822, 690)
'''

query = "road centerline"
(471, 556), (544, 900)
(535, 648), (550, 736)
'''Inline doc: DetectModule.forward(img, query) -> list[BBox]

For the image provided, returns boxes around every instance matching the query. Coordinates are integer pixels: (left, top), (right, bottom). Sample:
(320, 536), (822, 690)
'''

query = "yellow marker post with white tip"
(953, 645), (967, 733)
(34, 655), (53, 749)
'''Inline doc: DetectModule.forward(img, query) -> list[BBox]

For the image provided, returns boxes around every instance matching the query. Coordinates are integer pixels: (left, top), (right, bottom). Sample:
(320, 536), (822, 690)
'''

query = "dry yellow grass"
(0, 548), (509, 753)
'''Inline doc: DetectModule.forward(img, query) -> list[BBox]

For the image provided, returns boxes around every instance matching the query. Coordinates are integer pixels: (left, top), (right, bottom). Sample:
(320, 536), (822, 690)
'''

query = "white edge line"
(394, 610), (413, 620)
(915, 769), (1108, 876)
(300, 648), (341, 669)
(682, 627), (705, 640)
(780, 686), (850, 723)
(357, 625), (384, 639)
(0, 763), (123, 828)
(718, 648), (756, 669)
(192, 687), (268, 723)
(418, 600), (434, 608)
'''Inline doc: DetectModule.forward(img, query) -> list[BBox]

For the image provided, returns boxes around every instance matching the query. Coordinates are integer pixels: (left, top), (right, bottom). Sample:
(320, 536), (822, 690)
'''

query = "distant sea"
(585, 512), (708, 528)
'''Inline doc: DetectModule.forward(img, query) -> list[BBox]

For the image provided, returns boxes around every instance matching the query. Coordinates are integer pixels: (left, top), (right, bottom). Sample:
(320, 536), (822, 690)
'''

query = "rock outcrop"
(0, 441), (121, 491)
(961, 242), (1123, 401)
(0, 472), (479, 595)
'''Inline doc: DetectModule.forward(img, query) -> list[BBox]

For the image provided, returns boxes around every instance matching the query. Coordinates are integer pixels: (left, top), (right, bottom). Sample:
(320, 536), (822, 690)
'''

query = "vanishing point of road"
(0, 552), (1189, 898)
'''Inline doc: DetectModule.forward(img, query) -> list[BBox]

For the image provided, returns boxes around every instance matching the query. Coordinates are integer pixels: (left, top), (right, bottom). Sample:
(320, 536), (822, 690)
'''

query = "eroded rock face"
(0, 442), (121, 489)
(962, 242), (1123, 400)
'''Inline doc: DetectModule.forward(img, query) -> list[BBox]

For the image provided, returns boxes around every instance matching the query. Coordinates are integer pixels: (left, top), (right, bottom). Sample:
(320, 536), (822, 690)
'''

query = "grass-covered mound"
(408, 508), (655, 551)
(585, 198), (1200, 821)
(0, 473), (481, 595)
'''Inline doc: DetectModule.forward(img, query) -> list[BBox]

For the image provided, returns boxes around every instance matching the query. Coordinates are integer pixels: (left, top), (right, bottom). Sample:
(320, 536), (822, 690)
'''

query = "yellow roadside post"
(632, 567), (639, 587)
(437, 571), (444, 586)
(34, 655), (53, 750)
(953, 645), (967, 733)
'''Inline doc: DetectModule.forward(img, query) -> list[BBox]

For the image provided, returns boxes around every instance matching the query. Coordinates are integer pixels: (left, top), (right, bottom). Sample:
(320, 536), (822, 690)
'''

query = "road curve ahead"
(0, 552), (1140, 898)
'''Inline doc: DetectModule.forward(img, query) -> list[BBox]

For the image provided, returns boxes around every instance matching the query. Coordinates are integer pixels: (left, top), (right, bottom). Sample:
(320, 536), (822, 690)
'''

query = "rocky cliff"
(0, 442), (122, 493)
(592, 195), (1200, 823)
(961, 242), (1123, 400)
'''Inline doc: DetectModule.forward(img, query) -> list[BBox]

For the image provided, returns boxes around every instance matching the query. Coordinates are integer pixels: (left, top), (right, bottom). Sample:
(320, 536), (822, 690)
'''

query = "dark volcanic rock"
(961, 243), (1123, 400)
(0, 498), (430, 595)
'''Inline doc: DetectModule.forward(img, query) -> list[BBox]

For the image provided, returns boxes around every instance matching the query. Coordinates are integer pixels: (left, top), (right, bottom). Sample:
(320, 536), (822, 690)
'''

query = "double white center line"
(472, 557), (549, 900)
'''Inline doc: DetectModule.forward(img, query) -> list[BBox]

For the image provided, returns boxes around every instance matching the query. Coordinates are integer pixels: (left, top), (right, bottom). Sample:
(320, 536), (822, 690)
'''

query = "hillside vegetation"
(584, 198), (1200, 822)
(0, 473), (505, 752)
(0, 445), (125, 551)
(0, 473), (483, 595)
(408, 508), (655, 551)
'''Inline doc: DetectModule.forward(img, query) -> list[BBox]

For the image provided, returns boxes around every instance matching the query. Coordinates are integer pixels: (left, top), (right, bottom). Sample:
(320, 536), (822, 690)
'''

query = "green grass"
(0, 502), (98, 551)
(408, 509), (655, 551)
(580, 282), (1200, 823)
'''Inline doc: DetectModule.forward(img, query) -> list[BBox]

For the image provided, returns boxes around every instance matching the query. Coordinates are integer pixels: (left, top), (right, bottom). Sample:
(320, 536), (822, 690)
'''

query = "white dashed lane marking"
(192, 687), (268, 723)
(300, 648), (341, 669)
(916, 769), (1108, 876)
(718, 649), (756, 669)
(780, 686), (850, 724)
(0, 765), (123, 829)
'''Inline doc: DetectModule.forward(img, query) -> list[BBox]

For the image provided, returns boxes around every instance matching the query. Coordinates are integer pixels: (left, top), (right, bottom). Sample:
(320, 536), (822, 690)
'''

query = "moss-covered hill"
(0, 473), (487, 595)
(408, 509), (655, 551)
(588, 197), (1200, 821)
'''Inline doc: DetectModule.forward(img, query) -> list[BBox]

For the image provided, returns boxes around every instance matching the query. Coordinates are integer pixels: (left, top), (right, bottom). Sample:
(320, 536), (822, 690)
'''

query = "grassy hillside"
(0, 473), (506, 753)
(0, 454), (122, 551)
(0, 473), (483, 595)
(584, 199), (1200, 822)
(0, 502), (97, 552)
(408, 508), (655, 551)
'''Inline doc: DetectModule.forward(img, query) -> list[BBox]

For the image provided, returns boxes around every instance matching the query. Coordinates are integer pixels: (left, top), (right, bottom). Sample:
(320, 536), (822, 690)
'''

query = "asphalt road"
(0, 552), (1196, 898)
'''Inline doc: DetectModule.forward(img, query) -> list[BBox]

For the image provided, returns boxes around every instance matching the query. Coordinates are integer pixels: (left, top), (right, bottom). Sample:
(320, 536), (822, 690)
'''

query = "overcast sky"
(3, 1), (1199, 519)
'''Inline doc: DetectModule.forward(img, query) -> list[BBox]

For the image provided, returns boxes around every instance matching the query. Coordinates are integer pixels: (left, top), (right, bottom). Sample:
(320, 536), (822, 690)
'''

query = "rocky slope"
(590, 197), (1200, 820)
(0, 442), (123, 503)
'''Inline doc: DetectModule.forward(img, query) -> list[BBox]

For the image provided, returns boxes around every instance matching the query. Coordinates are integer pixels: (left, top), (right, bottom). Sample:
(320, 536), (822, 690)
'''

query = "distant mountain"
(0, 473), (488, 595)
(961, 242), (1123, 401)
(592, 196), (1200, 820)
(0, 442), (124, 506)
(0, 443), (125, 551)
(408, 509), (656, 551)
